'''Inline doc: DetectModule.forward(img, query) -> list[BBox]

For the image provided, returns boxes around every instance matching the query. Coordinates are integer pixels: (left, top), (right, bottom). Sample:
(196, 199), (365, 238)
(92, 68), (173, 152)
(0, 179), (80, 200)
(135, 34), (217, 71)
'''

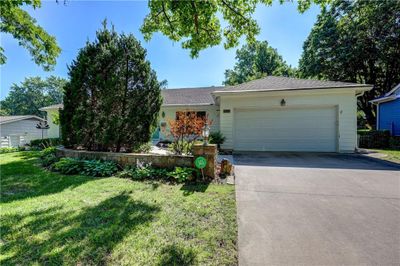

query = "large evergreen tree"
(299, 0), (400, 127)
(60, 22), (163, 152)
(224, 40), (296, 85)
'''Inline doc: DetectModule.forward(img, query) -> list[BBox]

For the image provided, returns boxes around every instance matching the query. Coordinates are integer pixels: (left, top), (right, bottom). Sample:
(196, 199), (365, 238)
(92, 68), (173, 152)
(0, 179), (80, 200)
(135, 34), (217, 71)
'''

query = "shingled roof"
(39, 103), (64, 110)
(0, 115), (45, 124)
(161, 86), (223, 106)
(214, 76), (371, 93)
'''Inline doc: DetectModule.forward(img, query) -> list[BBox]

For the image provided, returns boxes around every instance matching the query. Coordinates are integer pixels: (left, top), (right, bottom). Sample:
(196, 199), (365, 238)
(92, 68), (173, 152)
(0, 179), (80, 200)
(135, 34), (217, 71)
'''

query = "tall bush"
(60, 21), (163, 152)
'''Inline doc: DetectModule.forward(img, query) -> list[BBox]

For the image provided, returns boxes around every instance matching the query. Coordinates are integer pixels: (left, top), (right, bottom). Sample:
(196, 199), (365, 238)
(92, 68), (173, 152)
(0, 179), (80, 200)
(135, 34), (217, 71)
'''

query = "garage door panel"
(234, 107), (337, 152)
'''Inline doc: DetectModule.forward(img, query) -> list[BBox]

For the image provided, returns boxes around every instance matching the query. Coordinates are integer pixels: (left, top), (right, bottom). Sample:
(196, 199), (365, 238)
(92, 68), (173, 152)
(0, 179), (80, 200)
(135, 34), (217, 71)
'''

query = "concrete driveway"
(234, 153), (400, 265)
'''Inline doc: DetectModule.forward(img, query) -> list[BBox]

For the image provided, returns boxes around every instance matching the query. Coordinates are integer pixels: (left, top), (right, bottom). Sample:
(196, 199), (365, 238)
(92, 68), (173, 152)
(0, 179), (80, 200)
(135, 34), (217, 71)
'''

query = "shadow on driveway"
(234, 152), (400, 170)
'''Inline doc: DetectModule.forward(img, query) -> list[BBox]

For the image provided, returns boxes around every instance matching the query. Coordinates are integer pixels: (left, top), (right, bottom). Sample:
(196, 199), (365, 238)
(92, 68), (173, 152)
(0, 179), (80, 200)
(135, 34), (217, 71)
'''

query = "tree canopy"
(299, 0), (400, 126)
(0, 0), (61, 70)
(1, 0), (328, 67)
(0, 76), (66, 116)
(224, 40), (296, 85)
(141, 0), (329, 57)
(60, 22), (163, 152)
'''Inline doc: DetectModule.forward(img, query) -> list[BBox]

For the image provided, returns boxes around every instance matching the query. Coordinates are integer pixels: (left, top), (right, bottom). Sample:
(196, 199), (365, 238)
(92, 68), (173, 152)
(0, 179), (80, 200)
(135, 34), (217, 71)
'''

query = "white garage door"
(234, 107), (337, 152)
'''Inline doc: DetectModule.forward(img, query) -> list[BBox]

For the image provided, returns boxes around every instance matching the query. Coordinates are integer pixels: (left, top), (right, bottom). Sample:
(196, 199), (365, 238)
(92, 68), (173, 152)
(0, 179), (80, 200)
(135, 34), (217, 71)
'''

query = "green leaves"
(60, 22), (163, 152)
(224, 40), (296, 85)
(141, 0), (328, 57)
(299, 0), (400, 126)
(0, 76), (66, 116)
(0, 0), (61, 70)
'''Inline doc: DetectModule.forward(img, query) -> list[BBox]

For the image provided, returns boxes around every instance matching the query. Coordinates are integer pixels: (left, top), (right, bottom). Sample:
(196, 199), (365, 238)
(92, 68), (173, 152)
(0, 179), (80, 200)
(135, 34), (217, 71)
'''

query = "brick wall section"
(56, 148), (194, 168)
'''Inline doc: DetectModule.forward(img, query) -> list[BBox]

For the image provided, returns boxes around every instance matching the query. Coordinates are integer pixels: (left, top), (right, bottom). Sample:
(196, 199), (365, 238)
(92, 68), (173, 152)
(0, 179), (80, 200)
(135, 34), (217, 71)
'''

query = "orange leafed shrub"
(166, 111), (213, 154)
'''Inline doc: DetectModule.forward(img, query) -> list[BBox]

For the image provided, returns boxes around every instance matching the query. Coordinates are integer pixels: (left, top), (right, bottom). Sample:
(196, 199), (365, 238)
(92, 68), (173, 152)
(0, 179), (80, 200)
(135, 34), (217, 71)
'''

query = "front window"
(176, 111), (207, 120)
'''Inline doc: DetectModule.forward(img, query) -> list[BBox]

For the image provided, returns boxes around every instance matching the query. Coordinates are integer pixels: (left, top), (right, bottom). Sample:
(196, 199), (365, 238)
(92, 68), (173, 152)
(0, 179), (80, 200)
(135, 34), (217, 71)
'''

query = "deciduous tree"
(0, 76), (66, 116)
(0, 0), (61, 70)
(141, 0), (329, 57)
(299, 0), (400, 127)
(224, 40), (296, 85)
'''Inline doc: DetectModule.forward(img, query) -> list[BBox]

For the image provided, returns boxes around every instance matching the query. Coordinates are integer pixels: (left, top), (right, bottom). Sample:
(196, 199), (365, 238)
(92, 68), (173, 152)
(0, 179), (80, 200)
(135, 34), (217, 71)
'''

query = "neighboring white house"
(0, 116), (47, 147)
(40, 76), (372, 153)
(39, 103), (63, 138)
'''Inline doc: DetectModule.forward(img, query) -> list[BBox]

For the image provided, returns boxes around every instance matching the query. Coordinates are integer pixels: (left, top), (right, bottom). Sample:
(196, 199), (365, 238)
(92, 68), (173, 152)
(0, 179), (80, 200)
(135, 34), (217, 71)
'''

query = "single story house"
(0, 115), (47, 147)
(41, 76), (372, 153)
(370, 83), (400, 136)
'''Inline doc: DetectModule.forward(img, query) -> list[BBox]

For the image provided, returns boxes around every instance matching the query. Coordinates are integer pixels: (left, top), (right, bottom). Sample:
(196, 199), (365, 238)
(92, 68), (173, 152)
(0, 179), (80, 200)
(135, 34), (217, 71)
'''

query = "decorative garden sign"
(195, 156), (207, 169)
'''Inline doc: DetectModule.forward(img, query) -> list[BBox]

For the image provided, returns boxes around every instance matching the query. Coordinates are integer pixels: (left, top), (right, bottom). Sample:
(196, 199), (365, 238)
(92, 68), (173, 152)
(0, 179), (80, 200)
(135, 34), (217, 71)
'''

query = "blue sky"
(0, 1), (320, 100)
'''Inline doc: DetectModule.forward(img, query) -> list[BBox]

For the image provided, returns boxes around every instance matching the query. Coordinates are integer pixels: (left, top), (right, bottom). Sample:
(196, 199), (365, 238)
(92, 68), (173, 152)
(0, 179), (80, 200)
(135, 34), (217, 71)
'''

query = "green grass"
(372, 149), (400, 163)
(0, 152), (237, 265)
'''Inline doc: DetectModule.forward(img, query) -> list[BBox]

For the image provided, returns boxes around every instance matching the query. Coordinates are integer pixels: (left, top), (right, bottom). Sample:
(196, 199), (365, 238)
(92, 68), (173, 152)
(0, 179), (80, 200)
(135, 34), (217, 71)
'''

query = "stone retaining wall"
(56, 148), (194, 168)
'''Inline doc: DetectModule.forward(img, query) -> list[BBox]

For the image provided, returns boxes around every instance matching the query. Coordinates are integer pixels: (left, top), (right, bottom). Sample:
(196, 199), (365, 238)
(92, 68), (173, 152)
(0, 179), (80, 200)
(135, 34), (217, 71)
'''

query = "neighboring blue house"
(370, 83), (400, 136)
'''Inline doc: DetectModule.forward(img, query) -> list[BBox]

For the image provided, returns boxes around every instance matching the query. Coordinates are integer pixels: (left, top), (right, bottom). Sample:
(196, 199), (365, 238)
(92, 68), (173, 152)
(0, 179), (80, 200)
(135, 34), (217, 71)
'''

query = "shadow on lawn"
(157, 244), (197, 265)
(0, 153), (93, 203)
(180, 182), (210, 196)
(0, 192), (160, 265)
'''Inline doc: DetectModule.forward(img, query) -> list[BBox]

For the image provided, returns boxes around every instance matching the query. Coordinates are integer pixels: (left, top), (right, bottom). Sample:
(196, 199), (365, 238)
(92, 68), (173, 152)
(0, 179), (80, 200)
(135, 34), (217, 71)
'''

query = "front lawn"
(372, 149), (400, 164)
(0, 152), (237, 265)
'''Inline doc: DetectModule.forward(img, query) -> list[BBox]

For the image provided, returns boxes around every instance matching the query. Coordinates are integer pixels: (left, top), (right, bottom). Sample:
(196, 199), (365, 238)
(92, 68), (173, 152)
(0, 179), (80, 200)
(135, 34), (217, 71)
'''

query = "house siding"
(0, 119), (47, 146)
(219, 89), (358, 153)
(378, 98), (400, 136)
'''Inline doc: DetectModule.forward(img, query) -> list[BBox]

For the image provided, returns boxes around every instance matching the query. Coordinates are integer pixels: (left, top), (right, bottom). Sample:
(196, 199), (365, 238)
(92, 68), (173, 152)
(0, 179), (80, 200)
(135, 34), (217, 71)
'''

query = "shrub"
(52, 158), (84, 175)
(40, 147), (57, 158)
(41, 154), (59, 167)
(0, 147), (19, 154)
(168, 167), (198, 183)
(209, 131), (226, 148)
(166, 111), (213, 155)
(30, 138), (61, 149)
(150, 168), (170, 179)
(82, 160), (119, 177)
(389, 136), (400, 149)
(60, 22), (162, 152)
(358, 130), (391, 148)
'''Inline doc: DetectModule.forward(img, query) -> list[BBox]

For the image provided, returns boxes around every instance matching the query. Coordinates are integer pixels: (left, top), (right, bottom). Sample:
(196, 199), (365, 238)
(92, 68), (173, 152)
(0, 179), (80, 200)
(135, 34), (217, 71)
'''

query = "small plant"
(52, 157), (84, 174)
(39, 146), (59, 167)
(209, 131), (226, 149)
(40, 147), (57, 158)
(150, 168), (170, 179)
(168, 167), (197, 183)
(82, 160), (119, 177)
(41, 154), (59, 167)
(116, 169), (135, 179)
(168, 140), (193, 155)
